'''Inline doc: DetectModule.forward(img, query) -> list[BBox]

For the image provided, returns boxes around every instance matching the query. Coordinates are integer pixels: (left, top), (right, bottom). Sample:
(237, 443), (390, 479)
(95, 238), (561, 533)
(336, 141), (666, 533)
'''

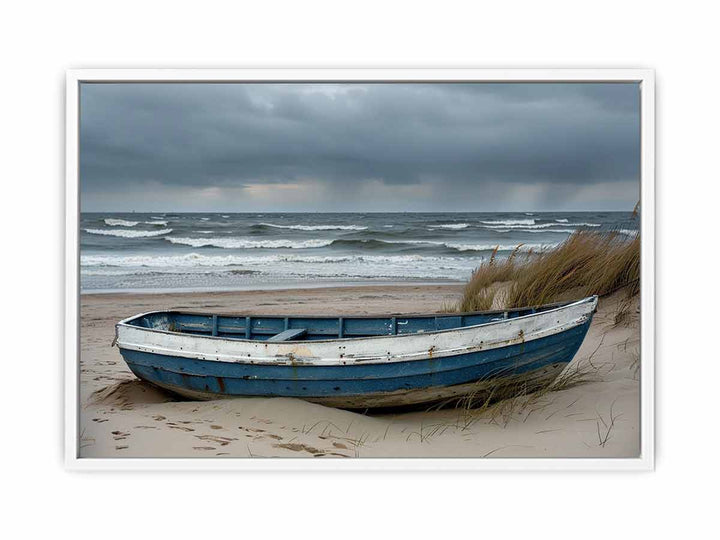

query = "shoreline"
(80, 279), (463, 297)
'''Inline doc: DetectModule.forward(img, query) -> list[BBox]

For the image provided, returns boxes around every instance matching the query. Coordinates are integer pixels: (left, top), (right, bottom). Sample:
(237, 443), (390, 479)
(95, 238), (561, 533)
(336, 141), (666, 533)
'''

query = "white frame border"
(65, 68), (655, 471)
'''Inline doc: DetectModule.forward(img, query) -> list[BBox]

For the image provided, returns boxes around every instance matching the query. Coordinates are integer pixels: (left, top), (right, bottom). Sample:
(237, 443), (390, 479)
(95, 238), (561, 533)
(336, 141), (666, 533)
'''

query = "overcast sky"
(80, 82), (640, 212)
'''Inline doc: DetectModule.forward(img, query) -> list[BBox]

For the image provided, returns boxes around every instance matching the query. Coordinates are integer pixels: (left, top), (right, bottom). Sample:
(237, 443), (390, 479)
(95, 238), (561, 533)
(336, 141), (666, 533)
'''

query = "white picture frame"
(65, 68), (654, 471)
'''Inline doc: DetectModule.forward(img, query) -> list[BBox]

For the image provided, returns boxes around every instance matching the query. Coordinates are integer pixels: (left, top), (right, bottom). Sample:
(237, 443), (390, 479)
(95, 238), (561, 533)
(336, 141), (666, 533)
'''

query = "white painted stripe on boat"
(116, 297), (596, 366)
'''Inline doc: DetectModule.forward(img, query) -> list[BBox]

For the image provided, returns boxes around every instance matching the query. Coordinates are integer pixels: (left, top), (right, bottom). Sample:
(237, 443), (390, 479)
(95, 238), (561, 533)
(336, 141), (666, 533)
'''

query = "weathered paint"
(115, 296), (597, 409)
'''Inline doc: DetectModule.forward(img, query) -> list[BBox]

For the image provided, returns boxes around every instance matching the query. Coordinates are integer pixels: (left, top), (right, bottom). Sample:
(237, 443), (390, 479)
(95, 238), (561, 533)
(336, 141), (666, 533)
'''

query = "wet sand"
(78, 284), (640, 458)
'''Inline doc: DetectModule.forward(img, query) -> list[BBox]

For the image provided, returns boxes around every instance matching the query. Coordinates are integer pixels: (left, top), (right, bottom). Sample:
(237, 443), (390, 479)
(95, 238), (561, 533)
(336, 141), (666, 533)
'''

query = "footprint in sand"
(195, 435), (237, 446)
(273, 442), (323, 454)
(167, 424), (195, 432)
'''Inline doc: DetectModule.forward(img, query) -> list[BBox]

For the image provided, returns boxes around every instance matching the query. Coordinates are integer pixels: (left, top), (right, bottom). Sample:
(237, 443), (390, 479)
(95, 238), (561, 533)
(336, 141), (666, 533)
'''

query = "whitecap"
(104, 218), (139, 227)
(85, 228), (173, 238)
(481, 222), (601, 230)
(165, 237), (333, 249)
(260, 222), (368, 231)
(481, 219), (535, 226)
(427, 223), (470, 230)
(445, 242), (557, 252)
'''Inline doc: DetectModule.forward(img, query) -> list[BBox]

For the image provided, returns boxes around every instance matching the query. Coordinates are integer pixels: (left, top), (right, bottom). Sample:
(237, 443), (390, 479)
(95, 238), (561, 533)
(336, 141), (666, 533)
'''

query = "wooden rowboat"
(114, 296), (597, 409)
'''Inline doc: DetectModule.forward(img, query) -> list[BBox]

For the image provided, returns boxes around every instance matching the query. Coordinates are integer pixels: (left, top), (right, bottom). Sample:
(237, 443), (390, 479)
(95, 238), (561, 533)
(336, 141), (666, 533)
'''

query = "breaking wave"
(481, 222), (601, 230)
(160, 235), (556, 254)
(444, 242), (556, 252)
(481, 219), (535, 226)
(104, 218), (139, 227)
(259, 222), (368, 231)
(165, 237), (333, 249)
(427, 223), (470, 230)
(85, 228), (173, 238)
(81, 252), (466, 269)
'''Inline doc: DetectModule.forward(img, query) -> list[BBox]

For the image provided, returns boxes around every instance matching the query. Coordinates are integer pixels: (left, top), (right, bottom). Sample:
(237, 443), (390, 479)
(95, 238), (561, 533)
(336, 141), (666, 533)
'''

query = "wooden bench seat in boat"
(267, 328), (307, 342)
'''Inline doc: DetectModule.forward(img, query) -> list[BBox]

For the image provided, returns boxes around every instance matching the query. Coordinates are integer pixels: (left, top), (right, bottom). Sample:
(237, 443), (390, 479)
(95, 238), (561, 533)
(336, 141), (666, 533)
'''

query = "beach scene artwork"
(78, 82), (641, 459)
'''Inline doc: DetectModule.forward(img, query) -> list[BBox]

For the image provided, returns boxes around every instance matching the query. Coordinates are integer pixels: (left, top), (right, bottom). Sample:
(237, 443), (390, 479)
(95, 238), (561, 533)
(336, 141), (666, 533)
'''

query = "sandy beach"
(79, 284), (640, 458)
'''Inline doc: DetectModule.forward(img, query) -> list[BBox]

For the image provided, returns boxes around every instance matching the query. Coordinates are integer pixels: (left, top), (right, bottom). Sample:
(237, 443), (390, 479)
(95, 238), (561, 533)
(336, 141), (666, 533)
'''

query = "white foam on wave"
(369, 238), (555, 252)
(555, 218), (569, 223)
(165, 237), (333, 249)
(260, 222), (368, 231)
(345, 238), (556, 252)
(481, 219), (535, 226)
(521, 228), (577, 234)
(85, 228), (173, 238)
(445, 242), (557, 252)
(80, 251), (488, 282)
(81, 252), (465, 269)
(221, 215), (230, 218)
(427, 223), (470, 230)
(104, 218), (139, 227)
(145, 220), (168, 225)
(481, 222), (601, 230)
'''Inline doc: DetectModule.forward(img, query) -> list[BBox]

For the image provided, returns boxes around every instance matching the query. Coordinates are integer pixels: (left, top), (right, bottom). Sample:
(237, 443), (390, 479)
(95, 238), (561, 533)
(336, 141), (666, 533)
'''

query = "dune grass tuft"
(458, 245), (524, 311)
(456, 230), (639, 312)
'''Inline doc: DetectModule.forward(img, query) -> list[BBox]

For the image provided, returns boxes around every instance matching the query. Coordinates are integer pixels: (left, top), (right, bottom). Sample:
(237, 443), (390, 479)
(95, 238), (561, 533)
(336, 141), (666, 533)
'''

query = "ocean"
(79, 212), (638, 293)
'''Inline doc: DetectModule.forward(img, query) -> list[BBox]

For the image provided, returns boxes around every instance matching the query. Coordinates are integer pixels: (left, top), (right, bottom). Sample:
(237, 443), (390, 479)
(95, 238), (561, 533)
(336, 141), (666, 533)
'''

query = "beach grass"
(456, 230), (640, 312)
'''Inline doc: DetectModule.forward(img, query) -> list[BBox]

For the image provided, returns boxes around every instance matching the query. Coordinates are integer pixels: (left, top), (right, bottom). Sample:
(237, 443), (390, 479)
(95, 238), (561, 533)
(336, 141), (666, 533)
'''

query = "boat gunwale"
(116, 296), (598, 346)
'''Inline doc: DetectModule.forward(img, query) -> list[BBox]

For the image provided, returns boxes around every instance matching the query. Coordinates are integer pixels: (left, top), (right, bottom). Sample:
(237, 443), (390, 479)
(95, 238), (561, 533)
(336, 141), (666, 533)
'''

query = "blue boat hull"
(119, 318), (591, 409)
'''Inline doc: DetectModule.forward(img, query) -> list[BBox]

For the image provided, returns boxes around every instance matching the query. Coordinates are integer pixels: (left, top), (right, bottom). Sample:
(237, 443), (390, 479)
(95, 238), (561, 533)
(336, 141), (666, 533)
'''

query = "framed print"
(65, 68), (654, 470)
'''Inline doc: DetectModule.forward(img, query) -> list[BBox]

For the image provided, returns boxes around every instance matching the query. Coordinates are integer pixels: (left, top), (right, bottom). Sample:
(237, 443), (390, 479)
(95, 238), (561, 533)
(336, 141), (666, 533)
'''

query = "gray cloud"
(79, 82), (640, 211)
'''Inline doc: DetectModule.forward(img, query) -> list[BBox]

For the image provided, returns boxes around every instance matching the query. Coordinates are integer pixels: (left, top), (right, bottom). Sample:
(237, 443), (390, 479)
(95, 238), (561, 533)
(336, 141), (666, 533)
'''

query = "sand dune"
(79, 285), (639, 458)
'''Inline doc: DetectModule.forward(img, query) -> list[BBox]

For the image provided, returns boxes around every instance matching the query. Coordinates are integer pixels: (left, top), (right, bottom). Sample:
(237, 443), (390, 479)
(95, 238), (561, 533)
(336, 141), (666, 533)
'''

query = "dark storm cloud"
(79, 82), (640, 211)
